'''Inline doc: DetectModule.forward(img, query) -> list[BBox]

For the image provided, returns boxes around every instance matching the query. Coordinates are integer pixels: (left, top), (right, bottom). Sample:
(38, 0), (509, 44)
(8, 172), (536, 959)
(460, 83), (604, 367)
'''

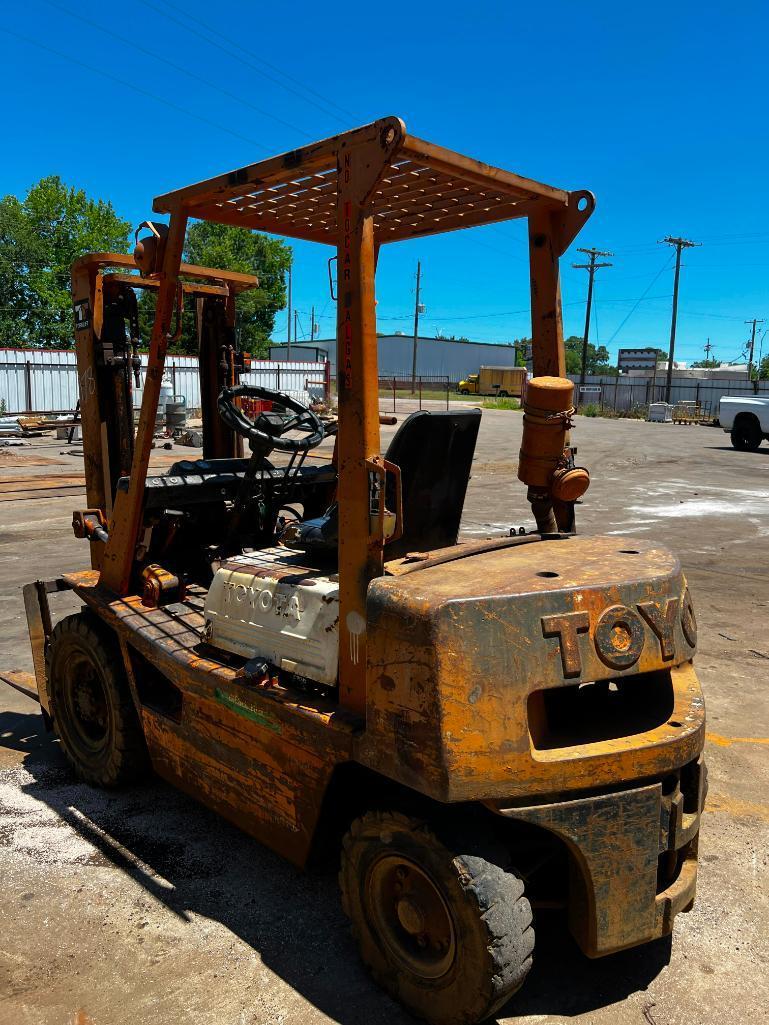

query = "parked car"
(718, 395), (769, 450)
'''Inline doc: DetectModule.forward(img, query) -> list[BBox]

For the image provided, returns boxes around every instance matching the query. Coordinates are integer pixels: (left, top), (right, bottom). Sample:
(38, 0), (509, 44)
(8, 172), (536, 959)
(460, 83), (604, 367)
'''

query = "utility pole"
(744, 318), (764, 382)
(659, 236), (700, 402)
(286, 265), (292, 359)
(410, 260), (422, 395)
(311, 305), (316, 342)
(294, 309), (299, 345)
(572, 247), (612, 398)
(704, 337), (713, 362)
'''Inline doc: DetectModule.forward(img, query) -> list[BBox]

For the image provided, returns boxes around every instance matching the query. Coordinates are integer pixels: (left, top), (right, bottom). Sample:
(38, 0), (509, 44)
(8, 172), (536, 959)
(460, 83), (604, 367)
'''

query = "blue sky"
(2, 0), (768, 363)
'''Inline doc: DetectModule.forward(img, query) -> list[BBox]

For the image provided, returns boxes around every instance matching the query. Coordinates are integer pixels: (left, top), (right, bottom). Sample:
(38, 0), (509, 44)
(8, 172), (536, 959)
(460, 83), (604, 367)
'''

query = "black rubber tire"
(730, 415), (763, 451)
(498, 390), (509, 398)
(45, 612), (149, 786)
(460, 389), (470, 395)
(339, 810), (533, 1025)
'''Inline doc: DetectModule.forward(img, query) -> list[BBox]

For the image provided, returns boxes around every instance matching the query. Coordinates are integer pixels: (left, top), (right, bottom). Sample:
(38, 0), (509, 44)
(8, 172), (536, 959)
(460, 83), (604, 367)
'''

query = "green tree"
(512, 338), (530, 367)
(0, 176), (130, 348)
(564, 335), (616, 375)
(184, 222), (291, 356)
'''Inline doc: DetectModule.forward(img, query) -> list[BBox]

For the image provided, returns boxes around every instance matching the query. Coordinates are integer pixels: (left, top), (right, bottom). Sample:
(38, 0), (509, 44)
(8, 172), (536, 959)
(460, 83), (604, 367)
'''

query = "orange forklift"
(22, 118), (705, 1025)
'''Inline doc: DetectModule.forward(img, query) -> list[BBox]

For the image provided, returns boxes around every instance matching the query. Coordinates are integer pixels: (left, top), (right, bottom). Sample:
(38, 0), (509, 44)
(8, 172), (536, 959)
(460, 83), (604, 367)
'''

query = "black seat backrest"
(384, 409), (481, 559)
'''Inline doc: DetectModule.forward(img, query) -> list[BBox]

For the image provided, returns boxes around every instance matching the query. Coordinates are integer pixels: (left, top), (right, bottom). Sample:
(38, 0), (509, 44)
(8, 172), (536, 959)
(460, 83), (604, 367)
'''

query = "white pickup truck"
(719, 395), (769, 450)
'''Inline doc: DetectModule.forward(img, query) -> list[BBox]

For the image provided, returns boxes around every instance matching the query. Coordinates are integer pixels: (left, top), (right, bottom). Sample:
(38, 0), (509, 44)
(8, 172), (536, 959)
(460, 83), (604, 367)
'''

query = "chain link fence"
(572, 375), (769, 419)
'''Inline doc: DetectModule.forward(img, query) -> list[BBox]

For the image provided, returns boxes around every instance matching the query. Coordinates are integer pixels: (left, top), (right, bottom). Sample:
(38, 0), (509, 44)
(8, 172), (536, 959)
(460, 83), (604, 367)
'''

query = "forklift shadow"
(499, 913), (672, 1020)
(10, 712), (412, 1025)
(0, 708), (62, 761)
(9, 709), (670, 1025)
(705, 445), (769, 454)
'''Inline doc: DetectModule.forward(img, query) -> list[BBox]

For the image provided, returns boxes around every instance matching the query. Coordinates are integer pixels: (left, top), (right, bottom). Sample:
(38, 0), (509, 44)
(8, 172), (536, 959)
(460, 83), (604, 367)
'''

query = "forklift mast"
(70, 252), (259, 564)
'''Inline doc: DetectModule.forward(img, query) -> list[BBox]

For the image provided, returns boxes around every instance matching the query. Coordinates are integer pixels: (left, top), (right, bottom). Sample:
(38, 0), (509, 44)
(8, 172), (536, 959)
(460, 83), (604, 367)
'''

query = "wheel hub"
(63, 654), (109, 750)
(396, 896), (426, 936)
(366, 854), (456, 979)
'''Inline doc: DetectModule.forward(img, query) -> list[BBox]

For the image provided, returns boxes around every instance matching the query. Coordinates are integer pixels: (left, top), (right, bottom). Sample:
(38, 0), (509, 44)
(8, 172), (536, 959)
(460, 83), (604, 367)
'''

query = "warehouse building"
(269, 334), (519, 383)
(617, 347), (660, 372)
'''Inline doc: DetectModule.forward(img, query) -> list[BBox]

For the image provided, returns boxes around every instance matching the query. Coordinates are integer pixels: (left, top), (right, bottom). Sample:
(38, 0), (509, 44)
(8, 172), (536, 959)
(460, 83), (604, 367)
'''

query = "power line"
(40, 0), (316, 141)
(292, 293), (671, 326)
(658, 236), (701, 401)
(605, 255), (675, 345)
(1, 27), (271, 152)
(160, 0), (359, 122)
(137, 0), (358, 126)
(678, 308), (748, 321)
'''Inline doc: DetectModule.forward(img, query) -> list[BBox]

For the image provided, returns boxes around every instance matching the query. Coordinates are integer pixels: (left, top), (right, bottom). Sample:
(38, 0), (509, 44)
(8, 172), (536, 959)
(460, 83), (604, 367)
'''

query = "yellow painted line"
(705, 792), (769, 822)
(706, 732), (769, 748)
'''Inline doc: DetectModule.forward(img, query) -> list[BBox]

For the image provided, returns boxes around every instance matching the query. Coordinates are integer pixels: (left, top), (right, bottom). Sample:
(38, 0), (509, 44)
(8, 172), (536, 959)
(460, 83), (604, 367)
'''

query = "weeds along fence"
(0, 349), (330, 415)
(570, 374), (769, 417)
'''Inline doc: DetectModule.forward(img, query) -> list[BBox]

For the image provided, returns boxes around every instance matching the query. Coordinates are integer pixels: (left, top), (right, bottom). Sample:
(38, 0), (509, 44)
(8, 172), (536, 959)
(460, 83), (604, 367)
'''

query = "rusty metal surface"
(64, 569), (360, 866)
(70, 250), (259, 573)
(494, 754), (705, 956)
(197, 295), (243, 461)
(152, 117), (592, 247)
(72, 262), (107, 534)
(0, 669), (40, 703)
(99, 212), (189, 594)
(71, 252), (259, 293)
(335, 125), (400, 714)
(384, 533), (543, 576)
(360, 535), (704, 802)
(22, 578), (71, 716)
(0, 475), (87, 502)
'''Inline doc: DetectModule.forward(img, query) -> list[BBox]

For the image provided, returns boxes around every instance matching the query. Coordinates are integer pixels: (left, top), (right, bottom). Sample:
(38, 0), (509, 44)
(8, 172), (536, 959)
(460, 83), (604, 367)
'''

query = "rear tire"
(45, 612), (149, 786)
(730, 415), (763, 451)
(460, 389), (470, 396)
(339, 810), (533, 1025)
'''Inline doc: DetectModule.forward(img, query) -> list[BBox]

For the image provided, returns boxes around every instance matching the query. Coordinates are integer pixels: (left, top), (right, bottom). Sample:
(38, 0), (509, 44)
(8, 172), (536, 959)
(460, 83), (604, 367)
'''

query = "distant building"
(625, 362), (748, 381)
(654, 360), (688, 371)
(617, 347), (661, 372)
(269, 334), (519, 383)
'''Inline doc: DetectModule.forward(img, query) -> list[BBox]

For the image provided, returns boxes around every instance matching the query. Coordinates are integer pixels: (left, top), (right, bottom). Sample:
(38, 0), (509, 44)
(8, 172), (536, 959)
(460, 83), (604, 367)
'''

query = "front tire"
(46, 612), (149, 786)
(340, 811), (533, 1025)
(731, 415), (763, 451)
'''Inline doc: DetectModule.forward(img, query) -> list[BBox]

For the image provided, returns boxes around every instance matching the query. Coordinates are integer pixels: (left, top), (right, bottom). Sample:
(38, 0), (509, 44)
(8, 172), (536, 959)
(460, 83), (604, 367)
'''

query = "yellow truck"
(458, 365), (527, 397)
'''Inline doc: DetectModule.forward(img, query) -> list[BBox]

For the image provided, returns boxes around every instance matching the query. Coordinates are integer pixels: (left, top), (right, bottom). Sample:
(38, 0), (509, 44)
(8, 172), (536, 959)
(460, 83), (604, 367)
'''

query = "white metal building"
(0, 348), (326, 414)
(269, 334), (519, 383)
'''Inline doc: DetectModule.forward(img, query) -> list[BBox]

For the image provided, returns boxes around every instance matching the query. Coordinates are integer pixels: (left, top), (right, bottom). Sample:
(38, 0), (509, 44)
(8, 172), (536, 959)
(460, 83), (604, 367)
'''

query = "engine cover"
(203, 548), (339, 686)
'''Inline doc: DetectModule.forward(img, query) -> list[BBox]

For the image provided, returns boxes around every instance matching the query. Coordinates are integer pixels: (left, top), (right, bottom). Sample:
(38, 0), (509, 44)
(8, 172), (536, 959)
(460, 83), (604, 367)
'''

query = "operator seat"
(287, 409), (481, 557)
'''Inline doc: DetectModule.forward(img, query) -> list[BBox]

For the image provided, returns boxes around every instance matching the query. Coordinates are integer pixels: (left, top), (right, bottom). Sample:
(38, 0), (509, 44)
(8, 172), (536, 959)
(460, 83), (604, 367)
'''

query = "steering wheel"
(217, 384), (325, 453)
